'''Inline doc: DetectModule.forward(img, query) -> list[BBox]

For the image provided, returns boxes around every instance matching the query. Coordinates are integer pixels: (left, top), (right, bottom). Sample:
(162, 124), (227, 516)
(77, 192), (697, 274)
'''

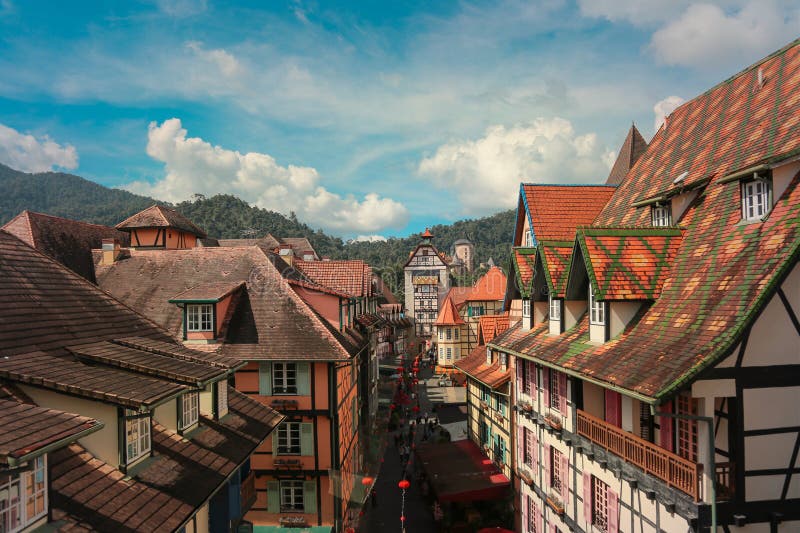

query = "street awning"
(415, 440), (510, 502)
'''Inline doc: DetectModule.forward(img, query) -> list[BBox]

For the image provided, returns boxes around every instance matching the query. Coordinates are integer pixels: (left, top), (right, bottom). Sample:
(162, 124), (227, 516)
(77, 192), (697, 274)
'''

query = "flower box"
(280, 516), (308, 527)
(520, 402), (533, 413)
(546, 494), (565, 515)
(545, 413), (562, 431)
(518, 469), (533, 486)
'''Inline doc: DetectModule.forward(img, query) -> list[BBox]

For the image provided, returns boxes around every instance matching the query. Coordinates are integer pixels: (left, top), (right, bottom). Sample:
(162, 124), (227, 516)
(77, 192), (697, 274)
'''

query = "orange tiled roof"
(522, 184), (616, 242)
(455, 344), (511, 389)
(467, 266), (507, 301)
(294, 259), (372, 298)
(539, 241), (574, 298)
(512, 247), (537, 297)
(478, 314), (510, 344)
(575, 227), (684, 300)
(434, 295), (465, 326)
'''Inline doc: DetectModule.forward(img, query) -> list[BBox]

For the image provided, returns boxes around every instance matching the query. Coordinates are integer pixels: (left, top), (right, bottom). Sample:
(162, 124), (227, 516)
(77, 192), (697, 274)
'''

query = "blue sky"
(0, 0), (797, 238)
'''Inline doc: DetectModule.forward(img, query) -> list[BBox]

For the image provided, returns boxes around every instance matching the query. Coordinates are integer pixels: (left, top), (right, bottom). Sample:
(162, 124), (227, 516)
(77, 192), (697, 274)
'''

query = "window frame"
(550, 370), (562, 411)
(124, 410), (151, 465)
(272, 362), (298, 395)
(0, 455), (47, 533)
(551, 447), (564, 492)
(589, 286), (605, 326)
(186, 303), (214, 332)
(279, 479), (305, 512)
(276, 421), (302, 455)
(522, 299), (531, 318)
(651, 204), (672, 227)
(549, 295), (561, 321)
(741, 175), (772, 222)
(592, 475), (610, 532)
(180, 391), (199, 430)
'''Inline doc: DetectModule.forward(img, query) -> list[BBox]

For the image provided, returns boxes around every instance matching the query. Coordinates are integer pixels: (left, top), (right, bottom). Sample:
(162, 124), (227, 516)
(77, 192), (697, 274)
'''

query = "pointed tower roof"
(116, 205), (207, 238)
(605, 124), (648, 185)
(421, 227), (434, 239)
(434, 295), (465, 326)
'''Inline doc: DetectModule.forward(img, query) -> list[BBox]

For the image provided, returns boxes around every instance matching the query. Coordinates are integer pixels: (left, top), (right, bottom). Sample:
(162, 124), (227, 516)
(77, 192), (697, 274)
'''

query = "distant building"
(452, 238), (475, 273)
(403, 228), (450, 340)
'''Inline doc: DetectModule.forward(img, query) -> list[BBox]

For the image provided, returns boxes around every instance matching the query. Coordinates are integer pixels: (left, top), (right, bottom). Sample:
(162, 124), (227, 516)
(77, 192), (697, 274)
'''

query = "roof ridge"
(521, 183), (617, 188)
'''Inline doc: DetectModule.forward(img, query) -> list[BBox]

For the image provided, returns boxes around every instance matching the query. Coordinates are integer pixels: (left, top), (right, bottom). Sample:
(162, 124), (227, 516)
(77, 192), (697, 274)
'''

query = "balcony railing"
(576, 410), (701, 501)
(241, 470), (256, 514)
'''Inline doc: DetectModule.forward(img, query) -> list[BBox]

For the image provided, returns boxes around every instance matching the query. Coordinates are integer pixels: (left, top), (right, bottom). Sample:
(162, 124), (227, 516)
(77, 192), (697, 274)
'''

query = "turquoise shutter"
(267, 481), (280, 513)
(300, 423), (313, 456)
(303, 481), (317, 514)
(297, 362), (310, 395)
(259, 362), (272, 395)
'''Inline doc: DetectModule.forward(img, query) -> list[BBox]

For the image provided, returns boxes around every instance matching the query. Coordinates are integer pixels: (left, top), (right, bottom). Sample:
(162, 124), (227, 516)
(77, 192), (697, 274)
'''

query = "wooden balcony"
(241, 470), (256, 514)
(576, 410), (701, 501)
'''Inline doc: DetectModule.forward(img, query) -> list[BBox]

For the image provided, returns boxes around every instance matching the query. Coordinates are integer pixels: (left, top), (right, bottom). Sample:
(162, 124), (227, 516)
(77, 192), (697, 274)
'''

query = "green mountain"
(0, 163), (514, 281)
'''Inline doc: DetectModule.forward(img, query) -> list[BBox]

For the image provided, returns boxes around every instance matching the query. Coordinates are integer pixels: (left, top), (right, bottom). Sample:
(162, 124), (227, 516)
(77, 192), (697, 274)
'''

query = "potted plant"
(546, 493), (565, 515)
(545, 412), (562, 431)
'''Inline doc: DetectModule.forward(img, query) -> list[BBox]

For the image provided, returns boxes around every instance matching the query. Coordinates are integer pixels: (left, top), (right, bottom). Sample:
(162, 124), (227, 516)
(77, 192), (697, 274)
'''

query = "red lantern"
(412, 406), (420, 413)
(390, 403), (395, 410)
(398, 479), (410, 489)
(396, 366), (403, 373)
(361, 476), (374, 486)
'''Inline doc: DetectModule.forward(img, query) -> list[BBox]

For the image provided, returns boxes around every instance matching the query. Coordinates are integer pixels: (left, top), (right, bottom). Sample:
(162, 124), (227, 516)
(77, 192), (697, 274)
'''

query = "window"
(523, 230), (533, 247)
(217, 381), (228, 418)
(486, 347), (492, 365)
(526, 495), (536, 533)
(677, 396), (699, 463)
(187, 304), (213, 332)
(446, 328), (452, 340)
(551, 447), (564, 492)
(280, 480), (305, 512)
(499, 352), (507, 370)
(522, 360), (532, 396)
(0, 456), (47, 533)
(180, 392), (199, 430)
(439, 347), (444, 359)
(550, 370), (562, 411)
(277, 422), (302, 455)
(438, 329), (443, 340)
(454, 328), (459, 340)
(592, 475), (610, 531)
(273, 362), (298, 394)
(549, 296), (561, 321)
(125, 411), (151, 464)
(742, 176), (771, 221)
(522, 299), (531, 318)
(589, 286), (605, 326)
(651, 204), (671, 227)
(523, 427), (533, 467)
(446, 347), (452, 361)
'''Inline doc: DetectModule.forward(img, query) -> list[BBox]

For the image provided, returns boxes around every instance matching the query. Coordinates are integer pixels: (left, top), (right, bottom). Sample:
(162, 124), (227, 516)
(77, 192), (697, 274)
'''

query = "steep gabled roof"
(605, 124), (649, 185)
(434, 295), (465, 326)
(454, 344), (511, 390)
(2, 210), (129, 282)
(538, 241), (574, 298)
(116, 205), (207, 238)
(478, 314), (510, 344)
(569, 227), (684, 300)
(521, 184), (617, 243)
(294, 259), (372, 298)
(512, 247), (537, 298)
(467, 266), (507, 301)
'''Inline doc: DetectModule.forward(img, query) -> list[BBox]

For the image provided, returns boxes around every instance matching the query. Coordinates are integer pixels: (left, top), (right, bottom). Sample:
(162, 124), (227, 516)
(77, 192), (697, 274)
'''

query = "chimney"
(102, 238), (121, 265)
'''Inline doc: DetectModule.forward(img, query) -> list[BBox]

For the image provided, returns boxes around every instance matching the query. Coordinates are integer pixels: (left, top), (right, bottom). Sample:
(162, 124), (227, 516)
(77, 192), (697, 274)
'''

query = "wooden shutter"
(559, 372), (568, 414)
(517, 360), (524, 393)
(583, 471), (592, 525)
(605, 389), (622, 428)
(258, 362), (272, 395)
(266, 480), (280, 513)
(297, 362), (311, 395)
(544, 443), (551, 488)
(517, 426), (524, 470)
(608, 489), (619, 533)
(300, 423), (314, 456)
(529, 361), (537, 395)
(530, 432), (538, 473)
(560, 452), (569, 505)
(542, 367), (550, 408)
(536, 503), (543, 533)
(303, 481), (317, 514)
(659, 402), (674, 452)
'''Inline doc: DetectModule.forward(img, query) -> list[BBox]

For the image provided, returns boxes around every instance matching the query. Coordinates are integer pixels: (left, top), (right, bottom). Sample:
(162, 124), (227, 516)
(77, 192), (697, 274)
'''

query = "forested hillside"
(0, 163), (515, 278)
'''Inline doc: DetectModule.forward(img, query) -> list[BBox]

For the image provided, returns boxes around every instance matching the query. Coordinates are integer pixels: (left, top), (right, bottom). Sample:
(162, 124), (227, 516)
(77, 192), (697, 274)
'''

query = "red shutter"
(521, 493), (528, 532)
(560, 452), (569, 505)
(544, 443), (551, 488)
(659, 402), (674, 452)
(549, 523), (557, 533)
(517, 426), (524, 470)
(559, 372), (568, 414)
(583, 471), (592, 525)
(530, 361), (537, 394)
(608, 489), (619, 533)
(543, 367), (550, 408)
(605, 389), (622, 428)
(536, 502), (543, 533)
(529, 430), (537, 471)
(517, 359), (524, 391)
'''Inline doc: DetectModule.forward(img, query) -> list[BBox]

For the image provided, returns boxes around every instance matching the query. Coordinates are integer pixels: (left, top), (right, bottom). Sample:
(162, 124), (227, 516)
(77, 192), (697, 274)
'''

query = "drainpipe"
(651, 407), (716, 533)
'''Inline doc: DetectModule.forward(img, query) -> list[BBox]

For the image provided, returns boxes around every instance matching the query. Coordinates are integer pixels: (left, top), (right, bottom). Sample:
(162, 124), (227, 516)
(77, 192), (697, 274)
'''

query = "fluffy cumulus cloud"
(653, 95), (685, 133)
(185, 41), (242, 77)
(418, 118), (614, 215)
(126, 118), (408, 235)
(0, 122), (78, 172)
(649, 1), (800, 69)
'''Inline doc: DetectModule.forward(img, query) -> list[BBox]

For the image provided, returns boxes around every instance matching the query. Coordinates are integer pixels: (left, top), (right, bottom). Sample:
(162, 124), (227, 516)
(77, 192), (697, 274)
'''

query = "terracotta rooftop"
(49, 387), (283, 532)
(0, 399), (103, 466)
(169, 281), (245, 303)
(478, 314), (510, 344)
(2, 210), (129, 282)
(95, 246), (354, 361)
(466, 266), (507, 301)
(434, 295), (465, 326)
(113, 337), (242, 370)
(455, 344), (511, 389)
(572, 227), (684, 300)
(538, 241), (574, 298)
(605, 124), (649, 185)
(115, 205), (207, 238)
(512, 247), (537, 298)
(493, 39), (800, 400)
(521, 184), (616, 242)
(294, 259), (372, 298)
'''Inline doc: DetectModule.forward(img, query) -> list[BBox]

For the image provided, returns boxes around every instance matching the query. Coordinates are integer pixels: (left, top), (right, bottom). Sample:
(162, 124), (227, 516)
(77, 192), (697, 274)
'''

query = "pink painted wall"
(292, 286), (342, 329)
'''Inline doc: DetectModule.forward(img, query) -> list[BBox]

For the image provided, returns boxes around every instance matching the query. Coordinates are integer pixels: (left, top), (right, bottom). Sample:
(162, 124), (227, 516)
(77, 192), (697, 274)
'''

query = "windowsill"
(737, 217), (768, 226)
(179, 421), (199, 435)
(276, 451), (302, 456)
(123, 454), (154, 476)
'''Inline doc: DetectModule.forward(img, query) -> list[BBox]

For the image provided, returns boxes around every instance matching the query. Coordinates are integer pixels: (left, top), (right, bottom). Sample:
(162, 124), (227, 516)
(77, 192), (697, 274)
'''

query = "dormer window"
(589, 286), (605, 326)
(187, 304), (213, 332)
(0, 456), (47, 531)
(486, 347), (492, 365)
(742, 174), (772, 221)
(549, 295), (561, 321)
(124, 410), (151, 465)
(523, 230), (533, 247)
(180, 392), (199, 431)
(499, 352), (507, 370)
(651, 204), (672, 227)
(522, 299), (531, 318)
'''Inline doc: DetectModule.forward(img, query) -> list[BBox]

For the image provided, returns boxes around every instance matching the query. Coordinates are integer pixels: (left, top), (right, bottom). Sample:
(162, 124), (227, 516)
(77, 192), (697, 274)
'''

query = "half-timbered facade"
(496, 39), (800, 533)
(404, 228), (450, 339)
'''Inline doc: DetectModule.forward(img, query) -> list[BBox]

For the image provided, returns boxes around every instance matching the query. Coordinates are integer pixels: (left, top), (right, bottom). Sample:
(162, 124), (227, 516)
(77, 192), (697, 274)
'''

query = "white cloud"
(653, 95), (685, 133)
(578, 0), (692, 25)
(352, 235), (387, 243)
(0, 122), (78, 172)
(186, 41), (242, 77)
(649, 1), (800, 69)
(156, 0), (207, 17)
(125, 118), (408, 235)
(418, 118), (614, 215)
